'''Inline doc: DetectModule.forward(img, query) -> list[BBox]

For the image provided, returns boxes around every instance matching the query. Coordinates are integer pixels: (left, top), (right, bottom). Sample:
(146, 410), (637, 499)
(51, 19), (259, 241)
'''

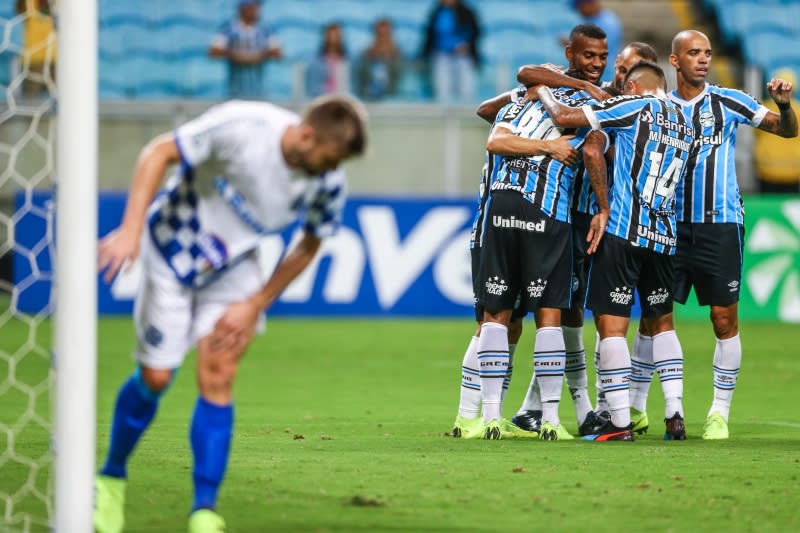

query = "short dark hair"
(303, 95), (368, 156)
(625, 42), (659, 63)
(569, 23), (607, 43)
(623, 60), (666, 88)
(603, 85), (623, 97)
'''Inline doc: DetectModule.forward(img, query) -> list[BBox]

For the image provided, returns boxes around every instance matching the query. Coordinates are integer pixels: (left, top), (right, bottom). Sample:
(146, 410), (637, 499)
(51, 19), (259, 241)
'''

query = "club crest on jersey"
(527, 278), (548, 299)
(485, 276), (508, 296)
(646, 287), (670, 306)
(699, 111), (715, 128)
(197, 232), (229, 271)
(610, 286), (633, 305)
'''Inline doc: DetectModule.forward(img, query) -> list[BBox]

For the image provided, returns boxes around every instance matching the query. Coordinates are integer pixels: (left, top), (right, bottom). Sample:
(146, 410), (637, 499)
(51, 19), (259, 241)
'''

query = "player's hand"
(546, 136), (578, 166)
(586, 211), (609, 255)
(97, 227), (140, 283)
(208, 300), (260, 355)
(767, 78), (794, 105)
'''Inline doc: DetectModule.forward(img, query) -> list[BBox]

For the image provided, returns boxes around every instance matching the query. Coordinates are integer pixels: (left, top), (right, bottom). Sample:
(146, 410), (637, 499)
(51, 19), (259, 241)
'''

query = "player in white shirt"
(93, 95), (367, 533)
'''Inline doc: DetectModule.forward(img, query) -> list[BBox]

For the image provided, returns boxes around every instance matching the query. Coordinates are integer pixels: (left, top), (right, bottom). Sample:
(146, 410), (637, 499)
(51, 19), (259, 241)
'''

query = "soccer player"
(475, 44), (611, 441)
(634, 30), (797, 440)
(451, 86), (579, 440)
(538, 60), (695, 441)
(509, 24), (613, 438)
(93, 95), (367, 533)
(611, 42), (658, 91)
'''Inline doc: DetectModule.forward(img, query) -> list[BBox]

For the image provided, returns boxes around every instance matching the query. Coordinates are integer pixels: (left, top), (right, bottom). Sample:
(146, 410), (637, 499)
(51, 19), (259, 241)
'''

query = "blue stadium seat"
(184, 56), (226, 99)
(393, 22), (424, 58)
(264, 60), (296, 101)
(743, 30), (799, 69)
(719, 4), (799, 48)
(343, 24), (373, 58)
(275, 23), (320, 62)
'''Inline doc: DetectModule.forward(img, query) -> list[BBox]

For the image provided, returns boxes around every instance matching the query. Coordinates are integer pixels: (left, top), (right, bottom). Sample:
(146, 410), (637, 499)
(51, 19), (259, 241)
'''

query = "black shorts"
(587, 234), (675, 318)
(570, 211), (593, 308)
(471, 247), (527, 322)
(477, 191), (573, 313)
(673, 222), (744, 306)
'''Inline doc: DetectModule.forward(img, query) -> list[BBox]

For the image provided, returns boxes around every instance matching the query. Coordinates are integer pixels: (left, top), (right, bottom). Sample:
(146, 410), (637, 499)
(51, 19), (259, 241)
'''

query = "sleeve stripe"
(582, 105), (601, 130)
(751, 105), (769, 128)
(173, 130), (193, 169)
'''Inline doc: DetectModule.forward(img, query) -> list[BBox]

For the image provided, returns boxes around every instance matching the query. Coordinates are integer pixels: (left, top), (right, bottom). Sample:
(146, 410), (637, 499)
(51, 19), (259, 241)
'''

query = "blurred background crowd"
(1, 0), (799, 192)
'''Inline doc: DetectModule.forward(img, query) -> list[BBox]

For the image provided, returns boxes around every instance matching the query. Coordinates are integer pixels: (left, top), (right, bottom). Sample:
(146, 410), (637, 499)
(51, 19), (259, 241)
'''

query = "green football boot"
(702, 412), (729, 440)
(188, 509), (227, 533)
(94, 475), (126, 533)
(539, 422), (575, 441)
(452, 415), (483, 439)
(630, 408), (649, 435)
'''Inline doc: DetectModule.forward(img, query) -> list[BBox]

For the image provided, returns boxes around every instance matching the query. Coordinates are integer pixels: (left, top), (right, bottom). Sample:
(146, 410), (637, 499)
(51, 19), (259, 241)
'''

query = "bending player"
(94, 96), (367, 533)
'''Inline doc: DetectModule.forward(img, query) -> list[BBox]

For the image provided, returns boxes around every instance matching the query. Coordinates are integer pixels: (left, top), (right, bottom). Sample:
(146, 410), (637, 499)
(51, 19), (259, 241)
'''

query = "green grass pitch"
(2, 316), (800, 531)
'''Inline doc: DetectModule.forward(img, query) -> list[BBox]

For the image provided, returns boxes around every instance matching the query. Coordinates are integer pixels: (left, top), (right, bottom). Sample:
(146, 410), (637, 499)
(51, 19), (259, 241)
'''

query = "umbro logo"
(728, 280), (740, 292)
(640, 110), (654, 123)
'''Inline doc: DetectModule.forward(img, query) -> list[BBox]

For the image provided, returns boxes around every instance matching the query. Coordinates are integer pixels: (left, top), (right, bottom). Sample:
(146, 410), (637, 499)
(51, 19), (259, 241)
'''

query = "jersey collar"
(669, 82), (708, 106)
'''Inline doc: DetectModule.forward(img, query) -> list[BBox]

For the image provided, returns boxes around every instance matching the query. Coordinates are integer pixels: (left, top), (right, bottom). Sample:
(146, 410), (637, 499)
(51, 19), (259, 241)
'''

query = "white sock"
(457, 336), (481, 418)
(652, 330), (684, 418)
(501, 344), (517, 402)
(562, 326), (592, 424)
(598, 336), (632, 428)
(518, 373), (541, 413)
(534, 326), (566, 426)
(629, 332), (654, 413)
(709, 334), (741, 421)
(593, 334), (608, 413)
(477, 322), (509, 423)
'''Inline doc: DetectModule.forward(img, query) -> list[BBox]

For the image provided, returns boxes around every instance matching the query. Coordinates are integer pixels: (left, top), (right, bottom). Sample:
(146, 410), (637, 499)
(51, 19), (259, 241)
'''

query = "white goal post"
(54, 0), (97, 531)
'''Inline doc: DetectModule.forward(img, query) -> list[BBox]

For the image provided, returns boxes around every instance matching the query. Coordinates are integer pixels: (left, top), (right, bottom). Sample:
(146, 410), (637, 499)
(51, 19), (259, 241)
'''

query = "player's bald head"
(671, 30), (709, 55)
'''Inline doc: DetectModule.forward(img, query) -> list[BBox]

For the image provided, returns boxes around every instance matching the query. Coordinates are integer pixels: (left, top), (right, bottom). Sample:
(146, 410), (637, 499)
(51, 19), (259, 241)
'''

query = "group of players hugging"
(451, 25), (797, 442)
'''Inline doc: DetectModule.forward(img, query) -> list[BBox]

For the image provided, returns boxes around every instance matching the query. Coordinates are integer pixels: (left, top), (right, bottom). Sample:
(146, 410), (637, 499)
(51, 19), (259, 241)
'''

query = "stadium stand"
(91, 0), (587, 101)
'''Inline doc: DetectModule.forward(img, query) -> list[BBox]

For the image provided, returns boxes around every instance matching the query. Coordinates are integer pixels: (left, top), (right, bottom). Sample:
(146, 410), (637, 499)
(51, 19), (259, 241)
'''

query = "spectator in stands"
(421, 0), (481, 103)
(571, 0), (621, 85)
(15, 0), (57, 98)
(209, 0), (282, 99)
(755, 68), (800, 192)
(356, 18), (404, 101)
(306, 22), (352, 98)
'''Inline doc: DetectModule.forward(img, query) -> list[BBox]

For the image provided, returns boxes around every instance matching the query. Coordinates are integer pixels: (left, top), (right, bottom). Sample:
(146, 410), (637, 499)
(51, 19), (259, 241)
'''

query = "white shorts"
(133, 236), (265, 370)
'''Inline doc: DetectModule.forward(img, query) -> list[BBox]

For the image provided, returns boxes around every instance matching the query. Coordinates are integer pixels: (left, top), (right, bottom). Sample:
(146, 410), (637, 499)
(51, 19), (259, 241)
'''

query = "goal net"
(2, 1), (97, 531)
(1, 1), (57, 531)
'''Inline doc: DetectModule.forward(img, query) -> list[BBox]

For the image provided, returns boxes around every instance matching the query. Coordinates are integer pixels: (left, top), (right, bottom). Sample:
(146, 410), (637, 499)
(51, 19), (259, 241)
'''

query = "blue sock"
(191, 396), (234, 512)
(100, 370), (163, 479)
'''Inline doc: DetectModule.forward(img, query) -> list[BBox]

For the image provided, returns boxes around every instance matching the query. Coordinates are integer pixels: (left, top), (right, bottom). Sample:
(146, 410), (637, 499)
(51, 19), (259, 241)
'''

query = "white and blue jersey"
(470, 101), (515, 249)
(570, 130), (614, 216)
(492, 86), (598, 222)
(582, 94), (695, 255)
(668, 84), (768, 224)
(149, 100), (346, 288)
(212, 21), (278, 98)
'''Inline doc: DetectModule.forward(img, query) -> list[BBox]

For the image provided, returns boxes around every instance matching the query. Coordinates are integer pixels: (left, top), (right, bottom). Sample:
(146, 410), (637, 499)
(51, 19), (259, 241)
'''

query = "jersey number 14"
(642, 151), (684, 206)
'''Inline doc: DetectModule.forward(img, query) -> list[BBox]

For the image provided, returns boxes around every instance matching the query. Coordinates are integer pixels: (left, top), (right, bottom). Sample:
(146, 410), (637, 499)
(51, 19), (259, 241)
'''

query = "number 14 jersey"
(582, 94), (695, 255)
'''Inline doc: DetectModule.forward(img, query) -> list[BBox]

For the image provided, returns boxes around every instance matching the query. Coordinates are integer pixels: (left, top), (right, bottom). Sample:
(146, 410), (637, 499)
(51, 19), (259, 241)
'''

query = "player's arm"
(536, 86), (592, 129)
(476, 85), (527, 123)
(208, 232), (322, 354)
(518, 64), (609, 102)
(582, 130), (610, 255)
(98, 133), (180, 282)
(757, 78), (798, 138)
(486, 125), (578, 165)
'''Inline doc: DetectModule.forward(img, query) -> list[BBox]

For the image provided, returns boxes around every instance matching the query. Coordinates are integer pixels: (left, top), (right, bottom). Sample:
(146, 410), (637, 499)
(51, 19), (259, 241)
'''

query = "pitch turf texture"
(3, 316), (800, 532)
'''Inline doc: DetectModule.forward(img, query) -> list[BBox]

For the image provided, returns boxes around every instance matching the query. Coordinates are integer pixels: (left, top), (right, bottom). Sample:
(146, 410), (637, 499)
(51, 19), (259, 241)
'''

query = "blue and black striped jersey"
(470, 102), (514, 249)
(583, 94), (695, 255)
(668, 84), (768, 224)
(491, 87), (598, 222)
(571, 130), (613, 215)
